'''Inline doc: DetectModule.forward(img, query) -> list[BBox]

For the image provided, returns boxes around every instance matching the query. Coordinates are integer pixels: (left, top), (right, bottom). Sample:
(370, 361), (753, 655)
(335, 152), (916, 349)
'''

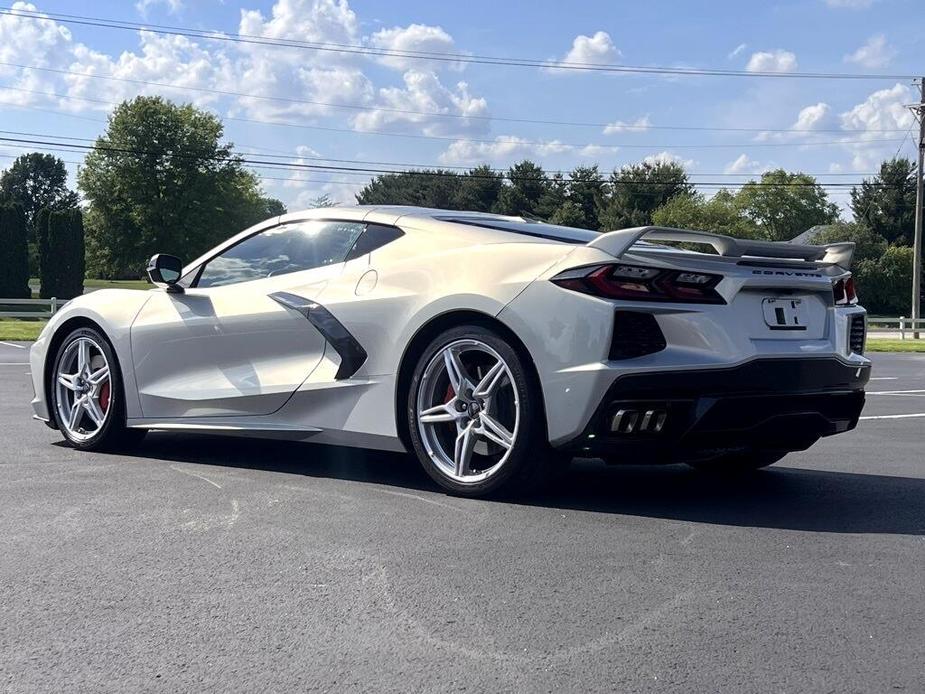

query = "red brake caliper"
(99, 381), (111, 412)
(444, 384), (455, 404)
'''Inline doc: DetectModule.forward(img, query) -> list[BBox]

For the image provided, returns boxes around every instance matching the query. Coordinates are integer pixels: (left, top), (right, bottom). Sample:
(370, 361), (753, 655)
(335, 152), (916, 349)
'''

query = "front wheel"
(50, 327), (146, 451)
(406, 325), (552, 497)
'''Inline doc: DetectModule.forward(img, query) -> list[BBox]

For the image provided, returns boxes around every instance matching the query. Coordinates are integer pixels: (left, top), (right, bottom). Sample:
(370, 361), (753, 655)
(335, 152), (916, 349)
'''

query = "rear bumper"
(557, 357), (869, 461)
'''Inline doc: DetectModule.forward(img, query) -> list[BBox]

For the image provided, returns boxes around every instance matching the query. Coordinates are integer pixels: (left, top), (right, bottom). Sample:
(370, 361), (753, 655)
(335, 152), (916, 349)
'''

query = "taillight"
(832, 277), (858, 306)
(551, 263), (725, 304)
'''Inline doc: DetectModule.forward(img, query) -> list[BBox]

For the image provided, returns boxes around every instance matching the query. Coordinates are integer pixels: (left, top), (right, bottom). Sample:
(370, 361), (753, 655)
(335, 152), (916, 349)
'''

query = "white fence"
(0, 297), (61, 319)
(867, 317), (925, 339)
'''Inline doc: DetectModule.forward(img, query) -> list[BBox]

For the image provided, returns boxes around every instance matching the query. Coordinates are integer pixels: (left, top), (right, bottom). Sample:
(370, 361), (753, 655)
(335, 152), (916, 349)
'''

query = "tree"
(78, 96), (285, 279)
(808, 222), (888, 266)
(735, 169), (838, 241)
(493, 161), (550, 217)
(652, 190), (759, 238)
(850, 157), (917, 246)
(356, 170), (460, 208)
(562, 165), (605, 229)
(454, 165), (503, 212)
(307, 194), (336, 208)
(0, 203), (30, 298)
(0, 153), (79, 227)
(41, 209), (86, 300)
(1, 153), (80, 275)
(853, 245), (913, 316)
(598, 161), (693, 230)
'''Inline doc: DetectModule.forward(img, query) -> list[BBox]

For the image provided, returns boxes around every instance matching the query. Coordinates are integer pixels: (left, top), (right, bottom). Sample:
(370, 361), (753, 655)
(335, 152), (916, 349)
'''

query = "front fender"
(30, 289), (155, 422)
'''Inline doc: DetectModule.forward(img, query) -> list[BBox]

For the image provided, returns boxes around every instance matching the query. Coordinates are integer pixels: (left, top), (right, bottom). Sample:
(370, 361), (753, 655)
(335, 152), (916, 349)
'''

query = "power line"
(0, 83), (907, 152)
(0, 81), (911, 135)
(0, 6), (917, 81)
(0, 134), (901, 190)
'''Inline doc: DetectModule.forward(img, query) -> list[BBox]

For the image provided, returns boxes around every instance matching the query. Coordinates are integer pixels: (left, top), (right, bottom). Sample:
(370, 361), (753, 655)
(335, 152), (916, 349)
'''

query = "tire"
(49, 327), (146, 452)
(406, 325), (554, 497)
(686, 450), (786, 474)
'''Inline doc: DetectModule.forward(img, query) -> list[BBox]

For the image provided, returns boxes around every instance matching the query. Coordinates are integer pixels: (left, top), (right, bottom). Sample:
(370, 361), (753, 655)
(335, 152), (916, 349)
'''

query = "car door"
(130, 219), (367, 419)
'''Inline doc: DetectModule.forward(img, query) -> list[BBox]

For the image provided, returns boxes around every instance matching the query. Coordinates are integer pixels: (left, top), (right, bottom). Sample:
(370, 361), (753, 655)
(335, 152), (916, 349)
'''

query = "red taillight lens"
(552, 264), (725, 304)
(833, 277), (858, 306)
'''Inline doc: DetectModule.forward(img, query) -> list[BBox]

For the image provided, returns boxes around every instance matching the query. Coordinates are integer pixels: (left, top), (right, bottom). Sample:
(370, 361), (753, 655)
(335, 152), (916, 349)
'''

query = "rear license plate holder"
(762, 298), (808, 331)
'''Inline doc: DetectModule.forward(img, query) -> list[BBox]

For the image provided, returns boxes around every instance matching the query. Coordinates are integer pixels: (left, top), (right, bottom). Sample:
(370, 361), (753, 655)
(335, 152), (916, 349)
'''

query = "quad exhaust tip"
(611, 408), (667, 435)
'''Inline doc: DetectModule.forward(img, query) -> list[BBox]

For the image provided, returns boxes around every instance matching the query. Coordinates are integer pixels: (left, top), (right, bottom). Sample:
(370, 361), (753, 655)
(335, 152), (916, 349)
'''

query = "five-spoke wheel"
(408, 325), (557, 496)
(50, 327), (145, 451)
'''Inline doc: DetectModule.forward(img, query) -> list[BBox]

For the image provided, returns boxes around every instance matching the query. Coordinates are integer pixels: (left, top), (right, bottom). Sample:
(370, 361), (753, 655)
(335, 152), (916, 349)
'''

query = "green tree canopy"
(808, 222), (888, 266)
(652, 190), (759, 238)
(849, 157), (917, 246)
(493, 161), (550, 217)
(0, 153), (79, 227)
(0, 203), (30, 298)
(454, 165), (504, 213)
(78, 96), (285, 279)
(735, 169), (839, 241)
(598, 160), (693, 231)
(853, 245), (913, 316)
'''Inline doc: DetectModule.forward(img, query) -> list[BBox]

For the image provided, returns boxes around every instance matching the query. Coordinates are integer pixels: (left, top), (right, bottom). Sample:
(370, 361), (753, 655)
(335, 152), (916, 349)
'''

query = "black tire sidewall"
(406, 325), (543, 496)
(50, 327), (127, 450)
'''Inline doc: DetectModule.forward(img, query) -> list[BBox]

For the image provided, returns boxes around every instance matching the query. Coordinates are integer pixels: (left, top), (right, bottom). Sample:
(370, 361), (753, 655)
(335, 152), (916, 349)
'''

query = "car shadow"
(109, 433), (925, 536)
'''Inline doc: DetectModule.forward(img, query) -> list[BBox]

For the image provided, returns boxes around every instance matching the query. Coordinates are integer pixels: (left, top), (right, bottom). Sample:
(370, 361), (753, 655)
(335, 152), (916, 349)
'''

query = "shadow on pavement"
(108, 433), (925, 536)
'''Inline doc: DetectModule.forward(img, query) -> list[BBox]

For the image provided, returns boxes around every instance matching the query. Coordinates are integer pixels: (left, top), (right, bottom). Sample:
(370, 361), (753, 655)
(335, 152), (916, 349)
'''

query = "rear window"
(437, 216), (598, 244)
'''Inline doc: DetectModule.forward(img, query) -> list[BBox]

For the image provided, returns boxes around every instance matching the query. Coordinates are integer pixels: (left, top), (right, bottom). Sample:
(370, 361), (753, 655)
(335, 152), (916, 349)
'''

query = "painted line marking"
(0, 362), (28, 366)
(170, 464), (223, 489)
(0, 341), (25, 349)
(869, 377), (897, 381)
(868, 389), (925, 395)
(860, 413), (925, 421)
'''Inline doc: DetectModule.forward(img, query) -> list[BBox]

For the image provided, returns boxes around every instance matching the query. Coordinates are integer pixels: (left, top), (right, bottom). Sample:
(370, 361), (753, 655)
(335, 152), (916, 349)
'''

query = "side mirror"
(147, 254), (184, 293)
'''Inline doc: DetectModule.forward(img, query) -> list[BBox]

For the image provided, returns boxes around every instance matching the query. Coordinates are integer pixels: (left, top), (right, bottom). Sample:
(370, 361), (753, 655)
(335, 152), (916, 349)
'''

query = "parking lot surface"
(1, 341), (923, 692)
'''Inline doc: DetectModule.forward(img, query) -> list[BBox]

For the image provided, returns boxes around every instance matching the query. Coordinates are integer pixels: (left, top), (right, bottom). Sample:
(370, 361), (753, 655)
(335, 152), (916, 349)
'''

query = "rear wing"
(587, 226), (855, 270)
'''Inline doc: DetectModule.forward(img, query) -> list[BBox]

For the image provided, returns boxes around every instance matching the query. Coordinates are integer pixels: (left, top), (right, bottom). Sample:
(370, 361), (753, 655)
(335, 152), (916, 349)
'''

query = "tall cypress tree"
(47, 209), (85, 299)
(0, 203), (30, 298)
(35, 207), (55, 299)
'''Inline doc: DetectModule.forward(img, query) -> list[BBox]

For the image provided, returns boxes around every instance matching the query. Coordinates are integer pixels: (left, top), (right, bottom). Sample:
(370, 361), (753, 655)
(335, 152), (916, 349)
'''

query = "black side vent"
(609, 311), (667, 360)
(849, 314), (866, 355)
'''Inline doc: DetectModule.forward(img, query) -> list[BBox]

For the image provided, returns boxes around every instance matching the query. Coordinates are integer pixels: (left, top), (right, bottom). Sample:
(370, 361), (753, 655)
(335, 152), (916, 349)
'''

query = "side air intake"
(609, 311), (667, 360)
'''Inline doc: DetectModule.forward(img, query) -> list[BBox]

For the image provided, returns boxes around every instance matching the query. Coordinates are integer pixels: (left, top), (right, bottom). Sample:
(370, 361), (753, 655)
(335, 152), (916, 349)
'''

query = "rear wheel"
(686, 451), (786, 474)
(50, 327), (146, 451)
(407, 325), (553, 497)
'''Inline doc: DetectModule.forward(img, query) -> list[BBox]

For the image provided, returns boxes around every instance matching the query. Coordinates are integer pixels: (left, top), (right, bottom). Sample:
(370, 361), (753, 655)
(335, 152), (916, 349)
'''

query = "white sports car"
(30, 206), (869, 496)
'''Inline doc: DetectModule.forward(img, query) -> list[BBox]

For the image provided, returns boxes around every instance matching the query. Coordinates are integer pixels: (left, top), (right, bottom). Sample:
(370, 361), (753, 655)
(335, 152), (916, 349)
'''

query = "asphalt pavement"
(1, 340), (923, 693)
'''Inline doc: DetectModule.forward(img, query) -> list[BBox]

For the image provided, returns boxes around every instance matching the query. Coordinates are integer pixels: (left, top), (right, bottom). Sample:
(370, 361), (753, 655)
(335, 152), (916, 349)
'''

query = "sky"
(0, 0), (923, 216)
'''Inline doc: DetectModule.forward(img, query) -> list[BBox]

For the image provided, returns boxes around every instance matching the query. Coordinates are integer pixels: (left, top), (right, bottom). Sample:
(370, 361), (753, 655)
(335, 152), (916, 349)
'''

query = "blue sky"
(1, 0), (923, 215)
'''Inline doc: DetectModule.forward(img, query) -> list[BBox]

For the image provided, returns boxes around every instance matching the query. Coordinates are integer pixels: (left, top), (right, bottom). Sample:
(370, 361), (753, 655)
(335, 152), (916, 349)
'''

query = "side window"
(345, 224), (405, 262)
(195, 220), (365, 289)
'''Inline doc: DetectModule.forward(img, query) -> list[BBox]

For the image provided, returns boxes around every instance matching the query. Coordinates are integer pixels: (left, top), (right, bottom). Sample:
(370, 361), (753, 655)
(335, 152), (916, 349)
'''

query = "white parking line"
(868, 389), (925, 395)
(0, 362), (28, 366)
(860, 413), (925, 420)
(0, 341), (25, 349)
(869, 377), (898, 381)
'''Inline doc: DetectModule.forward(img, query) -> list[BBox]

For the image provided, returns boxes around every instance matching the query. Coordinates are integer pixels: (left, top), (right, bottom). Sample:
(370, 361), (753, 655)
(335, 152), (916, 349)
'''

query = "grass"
(28, 278), (151, 298)
(866, 338), (925, 353)
(0, 320), (46, 341)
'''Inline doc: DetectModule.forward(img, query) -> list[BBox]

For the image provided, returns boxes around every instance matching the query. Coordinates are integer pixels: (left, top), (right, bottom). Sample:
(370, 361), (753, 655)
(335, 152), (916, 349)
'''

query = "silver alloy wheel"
(415, 338), (520, 484)
(55, 336), (113, 442)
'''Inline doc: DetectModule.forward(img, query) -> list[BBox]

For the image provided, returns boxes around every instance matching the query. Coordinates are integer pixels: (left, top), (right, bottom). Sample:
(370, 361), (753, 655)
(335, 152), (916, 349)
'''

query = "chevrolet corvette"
(30, 206), (869, 496)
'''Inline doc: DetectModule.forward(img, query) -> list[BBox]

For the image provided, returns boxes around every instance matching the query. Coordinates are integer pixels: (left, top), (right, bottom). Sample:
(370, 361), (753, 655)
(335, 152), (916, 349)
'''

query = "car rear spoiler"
(587, 226), (855, 270)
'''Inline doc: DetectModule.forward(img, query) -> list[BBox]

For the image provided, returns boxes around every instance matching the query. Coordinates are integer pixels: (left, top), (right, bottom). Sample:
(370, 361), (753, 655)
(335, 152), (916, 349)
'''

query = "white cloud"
(745, 49), (798, 73)
(839, 83), (915, 168)
(844, 34), (895, 68)
(545, 31), (620, 73)
(823, 0), (875, 8)
(352, 70), (488, 136)
(578, 144), (620, 158)
(641, 151), (695, 169)
(724, 153), (768, 174)
(136, 0), (183, 16)
(438, 136), (571, 165)
(728, 43), (747, 60)
(602, 115), (651, 135)
(794, 102), (833, 131)
(369, 24), (462, 71)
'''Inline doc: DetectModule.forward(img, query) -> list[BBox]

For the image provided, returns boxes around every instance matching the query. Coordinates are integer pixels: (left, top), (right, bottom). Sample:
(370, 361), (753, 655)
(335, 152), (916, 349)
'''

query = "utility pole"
(911, 78), (925, 339)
